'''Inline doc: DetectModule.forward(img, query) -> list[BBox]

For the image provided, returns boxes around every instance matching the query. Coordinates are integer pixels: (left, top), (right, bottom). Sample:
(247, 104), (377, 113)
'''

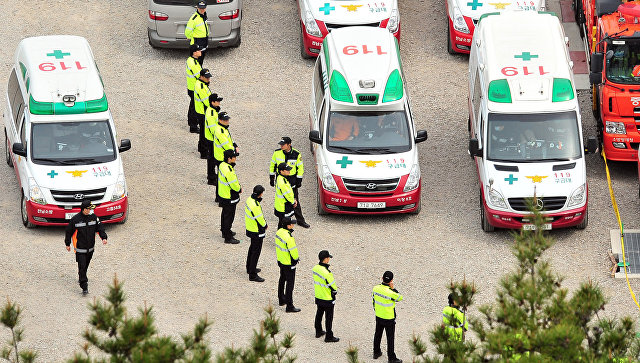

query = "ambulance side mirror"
(118, 139), (131, 153)
(469, 138), (482, 157)
(309, 130), (322, 145)
(12, 142), (26, 157)
(585, 137), (599, 154)
(589, 72), (602, 85)
(590, 53), (604, 73)
(415, 130), (428, 143)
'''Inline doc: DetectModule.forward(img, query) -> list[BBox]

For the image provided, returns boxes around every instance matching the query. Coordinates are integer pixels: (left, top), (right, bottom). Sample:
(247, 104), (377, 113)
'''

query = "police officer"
(185, 1), (209, 65)
(313, 250), (340, 343)
(274, 162), (297, 228)
(245, 185), (267, 282)
(64, 199), (108, 296)
(211, 111), (238, 185)
(270, 137), (309, 228)
(218, 149), (241, 244)
(275, 217), (300, 313)
(194, 69), (212, 158)
(204, 95), (223, 184)
(443, 293), (468, 342)
(372, 271), (403, 363)
(186, 44), (203, 133)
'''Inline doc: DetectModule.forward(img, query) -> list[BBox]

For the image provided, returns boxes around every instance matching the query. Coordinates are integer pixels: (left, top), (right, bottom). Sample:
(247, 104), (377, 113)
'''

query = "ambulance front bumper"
(26, 197), (128, 226)
(483, 201), (587, 230)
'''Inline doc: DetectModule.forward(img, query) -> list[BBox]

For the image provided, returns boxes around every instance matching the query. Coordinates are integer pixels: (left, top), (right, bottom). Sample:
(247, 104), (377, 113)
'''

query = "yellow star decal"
(66, 170), (88, 177)
(488, 2), (510, 9)
(342, 4), (363, 11)
(360, 160), (382, 168)
(525, 175), (548, 183)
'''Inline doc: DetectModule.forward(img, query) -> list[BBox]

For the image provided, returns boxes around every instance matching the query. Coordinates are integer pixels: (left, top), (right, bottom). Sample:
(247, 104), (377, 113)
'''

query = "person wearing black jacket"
(64, 199), (107, 295)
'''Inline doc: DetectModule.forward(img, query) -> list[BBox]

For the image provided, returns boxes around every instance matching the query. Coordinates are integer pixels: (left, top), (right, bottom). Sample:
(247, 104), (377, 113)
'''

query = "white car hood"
(31, 160), (120, 190)
(325, 150), (415, 179)
(453, 0), (545, 20)
(306, 0), (395, 24)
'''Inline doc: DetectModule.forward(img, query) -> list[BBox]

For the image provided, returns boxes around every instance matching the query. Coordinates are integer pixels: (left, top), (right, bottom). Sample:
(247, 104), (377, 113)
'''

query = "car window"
(8, 69), (20, 126)
(19, 115), (26, 145)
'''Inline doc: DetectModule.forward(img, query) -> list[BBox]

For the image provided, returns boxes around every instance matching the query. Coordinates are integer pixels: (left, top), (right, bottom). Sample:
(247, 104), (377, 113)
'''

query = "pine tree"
(1, 299), (36, 363)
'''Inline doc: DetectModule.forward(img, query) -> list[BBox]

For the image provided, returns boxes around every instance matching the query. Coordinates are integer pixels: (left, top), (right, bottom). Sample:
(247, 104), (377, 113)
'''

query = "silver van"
(147, 0), (242, 48)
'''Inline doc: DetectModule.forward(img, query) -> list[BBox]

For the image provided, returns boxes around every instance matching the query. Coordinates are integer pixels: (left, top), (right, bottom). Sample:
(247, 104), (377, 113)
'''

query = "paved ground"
(1, 0), (640, 361)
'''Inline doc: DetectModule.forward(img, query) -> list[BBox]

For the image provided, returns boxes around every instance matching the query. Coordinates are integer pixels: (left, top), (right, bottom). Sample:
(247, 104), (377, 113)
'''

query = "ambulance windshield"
(326, 111), (411, 154)
(606, 39), (640, 84)
(31, 121), (116, 165)
(486, 111), (581, 162)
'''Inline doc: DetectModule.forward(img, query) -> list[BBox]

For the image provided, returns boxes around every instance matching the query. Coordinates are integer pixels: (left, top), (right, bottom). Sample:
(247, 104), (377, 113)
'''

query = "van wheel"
(480, 189), (494, 232)
(576, 208), (588, 229)
(300, 26), (312, 59)
(21, 192), (35, 228)
(316, 183), (328, 215)
(231, 33), (242, 48)
(447, 25), (456, 55)
(5, 130), (13, 167)
(411, 198), (421, 214)
(118, 211), (128, 224)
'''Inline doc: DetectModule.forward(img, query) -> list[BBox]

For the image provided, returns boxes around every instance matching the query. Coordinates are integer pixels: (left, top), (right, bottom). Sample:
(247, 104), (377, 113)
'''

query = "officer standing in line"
(269, 137), (310, 228)
(64, 199), (108, 296)
(185, 1), (209, 65)
(274, 162), (297, 228)
(313, 250), (340, 343)
(194, 69), (212, 158)
(443, 293), (468, 342)
(245, 185), (267, 282)
(204, 95), (223, 184)
(372, 271), (403, 363)
(218, 149), (241, 244)
(185, 44), (203, 133)
(275, 217), (300, 313)
(211, 111), (238, 186)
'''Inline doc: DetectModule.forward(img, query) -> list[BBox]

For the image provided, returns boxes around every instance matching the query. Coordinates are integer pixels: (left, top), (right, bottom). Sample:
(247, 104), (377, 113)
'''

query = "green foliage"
(1, 298), (36, 363)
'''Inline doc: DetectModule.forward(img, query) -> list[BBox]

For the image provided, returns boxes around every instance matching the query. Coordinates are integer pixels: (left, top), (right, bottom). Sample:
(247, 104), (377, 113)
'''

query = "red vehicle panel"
(26, 197), (128, 226)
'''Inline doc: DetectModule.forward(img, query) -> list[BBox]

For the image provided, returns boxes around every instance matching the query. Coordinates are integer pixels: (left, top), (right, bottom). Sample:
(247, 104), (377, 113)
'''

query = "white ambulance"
(468, 11), (597, 231)
(4, 35), (131, 227)
(308, 27), (428, 215)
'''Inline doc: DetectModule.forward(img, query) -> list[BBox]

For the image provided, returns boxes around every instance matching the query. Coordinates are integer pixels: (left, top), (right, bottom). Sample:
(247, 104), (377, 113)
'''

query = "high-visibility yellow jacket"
(274, 174), (295, 215)
(218, 161), (240, 204)
(245, 196), (267, 237)
(270, 148), (304, 178)
(185, 12), (209, 43)
(275, 228), (298, 266)
(213, 123), (235, 161)
(442, 306), (468, 342)
(313, 263), (336, 302)
(372, 284), (403, 320)
(186, 56), (202, 91)
(194, 79), (211, 115)
(204, 107), (218, 141)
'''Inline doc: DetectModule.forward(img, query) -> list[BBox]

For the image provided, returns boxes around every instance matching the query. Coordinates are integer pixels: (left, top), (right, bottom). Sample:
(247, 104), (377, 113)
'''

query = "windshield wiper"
(356, 147), (395, 154)
(33, 158), (75, 165)
(60, 158), (99, 163)
(329, 146), (369, 154)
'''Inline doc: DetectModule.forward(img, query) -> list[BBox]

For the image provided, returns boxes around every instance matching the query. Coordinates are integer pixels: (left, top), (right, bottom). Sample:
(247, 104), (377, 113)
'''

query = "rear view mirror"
(585, 137), (598, 154)
(591, 52), (604, 73)
(415, 130), (428, 143)
(469, 138), (482, 157)
(118, 139), (131, 153)
(12, 142), (26, 157)
(309, 130), (322, 144)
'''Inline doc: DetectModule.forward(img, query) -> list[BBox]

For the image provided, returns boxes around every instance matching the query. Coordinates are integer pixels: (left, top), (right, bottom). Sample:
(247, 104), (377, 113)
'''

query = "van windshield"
(326, 111), (411, 154)
(606, 39), (640, 85)
(486, 112), (581, 162)
(31, 121), (116, 165)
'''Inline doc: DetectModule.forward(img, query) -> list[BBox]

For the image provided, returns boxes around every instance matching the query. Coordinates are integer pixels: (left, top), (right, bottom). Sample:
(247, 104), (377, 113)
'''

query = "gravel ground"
(1, 0), (640, 361)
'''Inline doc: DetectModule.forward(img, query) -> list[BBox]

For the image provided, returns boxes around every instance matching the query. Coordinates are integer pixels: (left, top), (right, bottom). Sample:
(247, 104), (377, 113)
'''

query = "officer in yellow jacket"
(372, 271), (403, 363)
(204, 98), (222, 184)
(211, 111), (238, 185)
(275, 217), (300, 313)
(274, 163), (297, 228)
(194, 69), (212, 158)
(313, 250), (339, 342)
(186, 44), (203, 133)
(269, 137), (309, 228)
(245, 185), (267, 282)
(185, 1), (210, 65)
(443, 293), (468, 342)
(218, 149), (241, 244)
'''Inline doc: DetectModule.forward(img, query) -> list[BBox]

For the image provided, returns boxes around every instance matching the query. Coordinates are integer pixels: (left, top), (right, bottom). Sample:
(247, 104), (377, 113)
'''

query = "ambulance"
(308, 27), (428, 215)
(4, 36), (131, 227)
(467, 12), (598, 231)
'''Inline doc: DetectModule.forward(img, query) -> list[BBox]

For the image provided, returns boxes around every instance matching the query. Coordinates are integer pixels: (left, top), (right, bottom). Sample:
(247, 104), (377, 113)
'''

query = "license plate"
(357, 202), (385, 209)
(65, 213), (76, 220)
(522, 223), (551, 230)
(216, 0), (230, 3)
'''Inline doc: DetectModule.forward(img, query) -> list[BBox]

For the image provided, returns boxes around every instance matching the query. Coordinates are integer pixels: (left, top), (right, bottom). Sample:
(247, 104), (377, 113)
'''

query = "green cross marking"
(47, 170), (58, 179)
(514, 52), (538, 61)
(467, 0), (483, 10)
(46, 50), (70, 59)
(319, 3), (335, 15)
(336, 156), (353, 169)
(504, 174), (518, 185)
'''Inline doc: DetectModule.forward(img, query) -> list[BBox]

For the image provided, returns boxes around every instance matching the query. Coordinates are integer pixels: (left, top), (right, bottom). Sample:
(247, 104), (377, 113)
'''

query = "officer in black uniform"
(64, 199), (108, 295)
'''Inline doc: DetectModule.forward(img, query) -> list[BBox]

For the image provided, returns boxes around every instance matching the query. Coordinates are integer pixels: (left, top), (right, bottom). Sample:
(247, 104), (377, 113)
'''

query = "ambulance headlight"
(605, 121), (626, 134)
(387, 10), (399, 33)
(487, 187), (507, 209)
(304, 11), (322, 37)
(567, 184), (586, 207)
(452, 7), (470, 34)
(403, 164), (420, 192)
(28, 178), (46, 205)
(111, 174), (126, 201)
(320, 165), (339, 193)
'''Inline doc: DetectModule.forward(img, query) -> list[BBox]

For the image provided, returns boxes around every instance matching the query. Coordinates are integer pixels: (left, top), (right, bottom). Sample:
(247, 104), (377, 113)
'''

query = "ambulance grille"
(342, 178), (399, 193)
(357, 94), (379, 105)
(325, 22), (380, 32)
(508, 197), (567, 212)
(50, 187), (107, 206)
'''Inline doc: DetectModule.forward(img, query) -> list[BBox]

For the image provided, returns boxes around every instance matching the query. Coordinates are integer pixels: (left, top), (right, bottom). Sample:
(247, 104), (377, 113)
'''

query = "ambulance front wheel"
(411, 198), (421, 214)
(21, 192), (35, 228)
(480, 189), (495, 232)
(316, 185), (328, 215)
(576, 208), (588, 229)
(5, 130), (13, 167)
(447, 25), (455, 55)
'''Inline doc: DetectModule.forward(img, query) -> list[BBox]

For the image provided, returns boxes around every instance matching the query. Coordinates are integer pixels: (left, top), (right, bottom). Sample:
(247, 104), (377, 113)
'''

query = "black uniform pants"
(315, 303), (335, 338)
(374, 317), (397, 360)
(220, 202), (237, 238)
(292, 187), (306, 224)
(207, 152), (220, 183)
(278, 264), (296, 307)
(187, 90), (197, 128)
(197, 113), (207, 156)
(76, 251), (94, 290)
(246, 236), (263, 276)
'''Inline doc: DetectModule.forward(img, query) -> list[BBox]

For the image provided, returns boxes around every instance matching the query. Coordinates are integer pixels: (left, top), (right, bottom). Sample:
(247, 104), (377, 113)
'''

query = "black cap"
(278, 162), (292, 172)
(209, 93), (223, 103)
(281, 217), (293, 226)
(80, 199), (95, 210)
(200, 68), (212, 78)
(190, 44), (202, 53)
(318, 250), (333, 260)
(382, 271), (394, 283)
(278, 137), (292, 145)
(252, 184), (265, 195)
(448, 293), (455, 305)
(218, 111), (230, 120)
(197, 1), (207, 8)
(223, 149), (236, 160)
